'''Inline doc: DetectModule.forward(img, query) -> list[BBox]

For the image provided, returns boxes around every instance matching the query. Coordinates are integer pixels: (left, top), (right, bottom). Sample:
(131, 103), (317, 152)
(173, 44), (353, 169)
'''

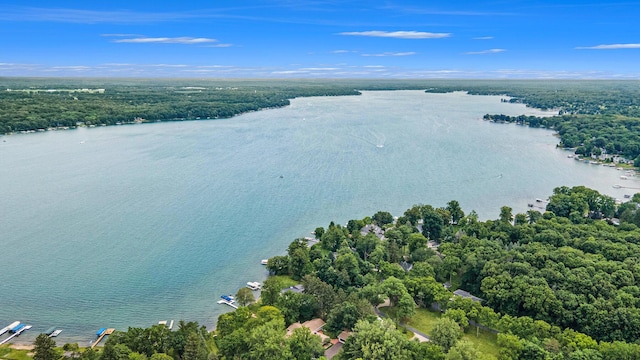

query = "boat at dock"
(92, 328), (115, 348)
(11, 324), (26, 333)
(0, 321), (20, 337)
(44, 326), (56, 336)
(157, 320), (174, 330)
(217, 298), (238, 309)
(0, 324), (31, 345)
(217, 294), (238, 309)
(261, 259), (268, 265)
(247, 281), (262, 290)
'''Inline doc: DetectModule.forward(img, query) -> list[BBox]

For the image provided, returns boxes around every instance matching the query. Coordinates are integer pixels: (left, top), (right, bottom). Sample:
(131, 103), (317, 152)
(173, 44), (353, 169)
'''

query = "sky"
(1, 0), (639, 78)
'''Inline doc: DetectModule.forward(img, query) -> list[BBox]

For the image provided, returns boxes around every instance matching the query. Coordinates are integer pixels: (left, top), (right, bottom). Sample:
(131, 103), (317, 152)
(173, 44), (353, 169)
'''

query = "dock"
(91, 328), (115, 348)
(0, 321), (20, 337)
(218, 295), (238, 309)
(50, 329), (62, 337)
(0, 324), (31, 345)
(44, 326), (56, 336)
(157, 320), (174, 330)
(217, 299), (238, 309)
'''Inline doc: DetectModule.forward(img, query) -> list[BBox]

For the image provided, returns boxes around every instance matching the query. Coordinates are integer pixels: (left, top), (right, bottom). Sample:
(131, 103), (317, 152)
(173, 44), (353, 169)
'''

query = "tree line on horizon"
(4, 79), (640, 167)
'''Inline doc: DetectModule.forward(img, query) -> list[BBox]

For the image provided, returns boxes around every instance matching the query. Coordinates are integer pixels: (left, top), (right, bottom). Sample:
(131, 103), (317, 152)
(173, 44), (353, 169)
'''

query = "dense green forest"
(0, 78), (436, 133)
(29, 187), (640, 359)
(210, 186), (640, 359)
(425, 80), (640, 165)
(4, 78), (640, 165)
(3, 79), (640, 163)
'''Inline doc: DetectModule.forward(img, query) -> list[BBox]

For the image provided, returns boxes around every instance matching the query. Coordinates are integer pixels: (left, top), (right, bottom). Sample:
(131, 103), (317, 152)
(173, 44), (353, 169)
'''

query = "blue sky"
(1, 0), (639, 78)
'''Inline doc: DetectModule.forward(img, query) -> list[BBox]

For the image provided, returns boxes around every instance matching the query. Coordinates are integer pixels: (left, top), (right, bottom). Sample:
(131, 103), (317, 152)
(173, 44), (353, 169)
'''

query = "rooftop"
(453, 289), (484, 302)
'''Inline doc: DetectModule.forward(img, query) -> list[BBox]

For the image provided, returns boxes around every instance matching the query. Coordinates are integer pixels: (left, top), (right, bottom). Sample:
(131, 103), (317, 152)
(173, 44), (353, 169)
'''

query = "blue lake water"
(0, 90), (634, 345)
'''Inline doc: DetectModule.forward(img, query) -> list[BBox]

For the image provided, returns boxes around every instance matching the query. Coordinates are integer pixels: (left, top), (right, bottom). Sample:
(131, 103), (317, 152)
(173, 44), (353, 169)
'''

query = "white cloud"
(362, 52), (416, 57)
(576, 43), (640, 49)
(473, 36), (493, 40)
(299, 67), (340, 71)
(50, 65), (92, 70)
(338, 31), (450, 39)
(465, 48), (506, 55)
(2, 62), (639, 79)
(271, 70), (310, 75)
(113, 36), (218, 44)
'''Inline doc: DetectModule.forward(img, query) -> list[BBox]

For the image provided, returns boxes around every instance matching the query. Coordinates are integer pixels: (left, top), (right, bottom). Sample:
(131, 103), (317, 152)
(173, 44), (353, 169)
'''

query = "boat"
(44, 326), (56, 336)
(10, 324), (26, 333)
(0, 321), (20, 337)
(50, 330), (62, 337)
(261, 259), (268, 265)
(221, 295), (235, 302)
(97, 328), (107, 337)
(247, 281), (262, 290)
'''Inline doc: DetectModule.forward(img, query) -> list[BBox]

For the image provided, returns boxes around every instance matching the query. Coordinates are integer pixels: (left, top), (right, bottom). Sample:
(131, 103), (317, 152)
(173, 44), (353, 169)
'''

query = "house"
(360, 224), (385, 239)
(280, 284), (305, 294)
(285, 322), (303, 337)
(302, 318), (326, 334)
(337, 330), (352, 344)
(453, 289), (484, 303)
(285, 318), (326, 338)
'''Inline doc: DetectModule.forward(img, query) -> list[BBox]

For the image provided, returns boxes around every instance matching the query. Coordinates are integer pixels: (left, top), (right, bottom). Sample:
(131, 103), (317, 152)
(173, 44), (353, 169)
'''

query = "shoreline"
(0, 90), (633, 348)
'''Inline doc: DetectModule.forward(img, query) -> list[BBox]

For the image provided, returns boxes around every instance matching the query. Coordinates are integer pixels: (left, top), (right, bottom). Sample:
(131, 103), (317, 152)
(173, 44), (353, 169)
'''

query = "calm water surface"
(0, 91), (633, 344)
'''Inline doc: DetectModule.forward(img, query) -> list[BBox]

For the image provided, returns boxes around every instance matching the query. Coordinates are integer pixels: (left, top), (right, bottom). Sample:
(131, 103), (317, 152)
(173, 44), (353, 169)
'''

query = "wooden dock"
(91, 328), (115, 348)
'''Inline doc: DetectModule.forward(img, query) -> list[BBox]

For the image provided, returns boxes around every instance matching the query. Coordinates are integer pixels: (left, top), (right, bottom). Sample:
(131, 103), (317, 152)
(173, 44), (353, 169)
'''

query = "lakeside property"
(1, 90), (637, 346)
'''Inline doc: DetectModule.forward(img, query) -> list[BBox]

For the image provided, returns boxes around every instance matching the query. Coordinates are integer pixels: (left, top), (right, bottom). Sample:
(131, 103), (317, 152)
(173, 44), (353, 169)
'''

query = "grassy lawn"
(402, 308), (443, 335)
(462, 328), (500, 359)
(0, 346), (32, 360)
(270, 275), (300, 289)
(380, 308), (500, 359)
(205, 334), (219, 355)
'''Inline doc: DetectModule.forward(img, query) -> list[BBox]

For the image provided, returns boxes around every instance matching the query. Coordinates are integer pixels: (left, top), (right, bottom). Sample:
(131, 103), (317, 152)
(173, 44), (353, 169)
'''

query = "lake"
(0, 90), (633, 345)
